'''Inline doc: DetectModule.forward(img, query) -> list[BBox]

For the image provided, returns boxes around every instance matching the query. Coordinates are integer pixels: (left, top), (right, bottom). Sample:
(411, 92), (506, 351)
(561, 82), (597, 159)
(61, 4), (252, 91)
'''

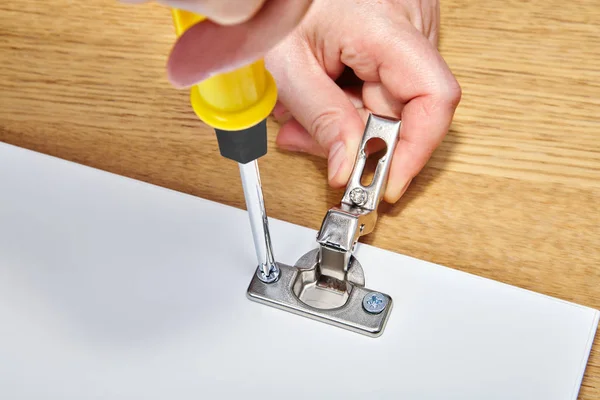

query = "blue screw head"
(363, 292), (388, 314)
(256, 264), (280, 284)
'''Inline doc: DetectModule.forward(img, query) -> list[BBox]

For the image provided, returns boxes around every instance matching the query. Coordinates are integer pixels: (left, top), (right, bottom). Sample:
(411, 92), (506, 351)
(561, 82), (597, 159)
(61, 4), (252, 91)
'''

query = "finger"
(362, 82), (405, 120)
(276, 88), (371, 157)
(342, 23), (461, 202)
(276, 118), (326, 157)
(276, 116), (384, 160)
(386, 49), (460, 202)
(266, 37), (364, 188)
(338, 89), (383, 153)
(272, 101), (291, 124)
(167, 0), (312, 87)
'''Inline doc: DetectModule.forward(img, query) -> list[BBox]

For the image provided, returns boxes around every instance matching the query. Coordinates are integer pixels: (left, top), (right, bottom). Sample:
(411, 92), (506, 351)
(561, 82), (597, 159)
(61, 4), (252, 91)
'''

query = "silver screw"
(362, 292), (388, 314)
(349, 187), (368, 206)
(256, 263), (280, 284)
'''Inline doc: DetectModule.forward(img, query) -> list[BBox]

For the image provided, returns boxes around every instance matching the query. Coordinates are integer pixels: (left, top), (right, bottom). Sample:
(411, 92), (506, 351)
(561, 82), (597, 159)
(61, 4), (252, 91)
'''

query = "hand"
(265, 0), (461, 203)
(131, 0), (460, 203)
(121, 0), (313, 84)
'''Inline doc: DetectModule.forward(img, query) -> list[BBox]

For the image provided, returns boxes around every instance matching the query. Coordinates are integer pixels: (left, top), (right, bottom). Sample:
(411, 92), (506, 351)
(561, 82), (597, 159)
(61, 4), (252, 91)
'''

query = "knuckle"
(310, 108), (343, 149)
(340, 38), (364, 63)
(443, 76), (462, 109)
(426, 75), (462, 117)
(340, 36), (377, 71)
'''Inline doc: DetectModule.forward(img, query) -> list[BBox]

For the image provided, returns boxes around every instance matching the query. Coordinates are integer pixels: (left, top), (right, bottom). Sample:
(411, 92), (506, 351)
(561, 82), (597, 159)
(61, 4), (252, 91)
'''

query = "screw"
(362, 292), (388, 314)
(349, 188), (368, 206)
(256, 263), (280, 284)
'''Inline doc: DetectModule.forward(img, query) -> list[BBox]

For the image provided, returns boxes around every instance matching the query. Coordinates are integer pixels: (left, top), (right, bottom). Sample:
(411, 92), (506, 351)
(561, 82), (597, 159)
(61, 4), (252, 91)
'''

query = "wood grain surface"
(1, 0), (599, 397)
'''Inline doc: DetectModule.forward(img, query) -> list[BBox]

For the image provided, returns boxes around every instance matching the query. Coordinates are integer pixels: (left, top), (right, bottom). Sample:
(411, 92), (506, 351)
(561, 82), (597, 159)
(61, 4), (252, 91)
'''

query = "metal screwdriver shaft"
(170, 10), (280, 282)
(239, 161), (278, 281)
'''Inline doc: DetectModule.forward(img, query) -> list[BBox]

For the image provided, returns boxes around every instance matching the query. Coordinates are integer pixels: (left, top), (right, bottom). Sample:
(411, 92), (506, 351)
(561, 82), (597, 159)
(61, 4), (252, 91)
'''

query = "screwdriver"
(170, 9), (279, 281)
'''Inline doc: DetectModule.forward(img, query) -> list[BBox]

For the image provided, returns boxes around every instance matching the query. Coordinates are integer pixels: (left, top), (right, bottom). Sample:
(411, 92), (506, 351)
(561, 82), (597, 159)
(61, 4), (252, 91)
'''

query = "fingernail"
(387, 178), (412, 203)
(272, 103), (290, 123)
(328, 141), (346, 182)
(274, 112), (292, 125)
(398, 179), (412, 197)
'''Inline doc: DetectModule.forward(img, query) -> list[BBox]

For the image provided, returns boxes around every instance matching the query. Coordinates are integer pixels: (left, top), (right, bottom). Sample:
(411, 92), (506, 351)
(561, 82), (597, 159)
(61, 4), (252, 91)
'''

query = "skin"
(123, 0), (461, 203)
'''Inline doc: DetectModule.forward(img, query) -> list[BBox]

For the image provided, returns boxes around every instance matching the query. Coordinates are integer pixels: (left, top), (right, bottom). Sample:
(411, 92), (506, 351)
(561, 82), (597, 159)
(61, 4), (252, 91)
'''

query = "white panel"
(0, 142), (597, 400)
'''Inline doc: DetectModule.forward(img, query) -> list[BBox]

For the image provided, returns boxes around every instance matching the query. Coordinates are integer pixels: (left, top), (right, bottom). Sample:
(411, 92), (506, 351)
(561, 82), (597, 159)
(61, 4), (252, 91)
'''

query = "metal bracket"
(247, 251), (392, 337)
(247, 114), (401, 337)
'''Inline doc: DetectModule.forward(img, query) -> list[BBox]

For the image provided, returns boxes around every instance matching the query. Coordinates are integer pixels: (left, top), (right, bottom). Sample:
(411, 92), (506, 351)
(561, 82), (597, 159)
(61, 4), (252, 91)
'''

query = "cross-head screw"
(256, 263), (280, 284)
(362, 292), (388, 314)
(349, 187), (368, 206)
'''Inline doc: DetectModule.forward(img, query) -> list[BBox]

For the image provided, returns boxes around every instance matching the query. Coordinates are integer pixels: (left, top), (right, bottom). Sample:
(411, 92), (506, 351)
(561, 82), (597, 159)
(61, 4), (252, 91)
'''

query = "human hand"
(121, 0), (313, 83)
(265, 0), (461, 203)
(130, 0), (460, 203)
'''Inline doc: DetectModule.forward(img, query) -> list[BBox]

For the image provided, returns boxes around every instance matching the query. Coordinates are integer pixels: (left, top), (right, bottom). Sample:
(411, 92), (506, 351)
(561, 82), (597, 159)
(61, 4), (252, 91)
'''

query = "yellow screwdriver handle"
(170, 9), (278, 131)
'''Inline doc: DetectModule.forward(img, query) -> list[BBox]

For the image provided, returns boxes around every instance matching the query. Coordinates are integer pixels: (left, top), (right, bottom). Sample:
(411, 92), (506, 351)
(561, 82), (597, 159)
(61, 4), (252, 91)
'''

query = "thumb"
(167, 0), (311, 87)
(266, 38), (363, 188)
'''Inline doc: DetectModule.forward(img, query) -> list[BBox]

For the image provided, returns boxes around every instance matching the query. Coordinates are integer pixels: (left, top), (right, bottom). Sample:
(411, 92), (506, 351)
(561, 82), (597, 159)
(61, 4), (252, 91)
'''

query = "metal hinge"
(247, 113), (401, 337)
(316, 114), (400, 283)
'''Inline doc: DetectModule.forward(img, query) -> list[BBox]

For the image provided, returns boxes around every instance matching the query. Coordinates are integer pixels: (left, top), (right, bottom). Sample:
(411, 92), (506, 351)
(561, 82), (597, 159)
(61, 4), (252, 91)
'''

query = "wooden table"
(1, 0), (598, 397)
